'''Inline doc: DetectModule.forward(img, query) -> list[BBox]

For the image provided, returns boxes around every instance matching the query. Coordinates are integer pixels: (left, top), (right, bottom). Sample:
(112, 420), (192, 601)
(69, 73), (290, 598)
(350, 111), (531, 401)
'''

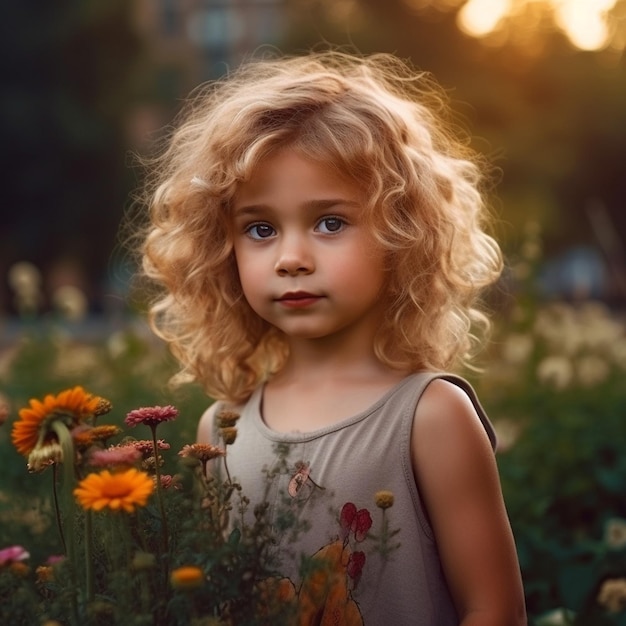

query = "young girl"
(139, 51), (526, 625)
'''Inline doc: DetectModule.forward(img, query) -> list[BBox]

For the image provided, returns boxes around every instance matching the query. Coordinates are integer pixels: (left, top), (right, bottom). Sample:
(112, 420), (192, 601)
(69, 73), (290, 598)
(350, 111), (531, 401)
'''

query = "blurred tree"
(283, 0), (626, 296)
(0, 0), (142, 313)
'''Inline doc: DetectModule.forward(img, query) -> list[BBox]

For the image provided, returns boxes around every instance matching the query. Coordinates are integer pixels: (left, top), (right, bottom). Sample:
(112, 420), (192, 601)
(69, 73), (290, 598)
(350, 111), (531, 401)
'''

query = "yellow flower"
(74, 468), (154, 513)
(374, 490), (394, 510)
(170, 565), (205, 589)
(11, 387), (104, 457)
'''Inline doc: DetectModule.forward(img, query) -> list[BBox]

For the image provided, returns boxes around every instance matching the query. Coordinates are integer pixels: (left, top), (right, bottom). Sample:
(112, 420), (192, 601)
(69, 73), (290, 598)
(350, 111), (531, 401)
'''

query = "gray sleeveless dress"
(212, 372), (497, 625)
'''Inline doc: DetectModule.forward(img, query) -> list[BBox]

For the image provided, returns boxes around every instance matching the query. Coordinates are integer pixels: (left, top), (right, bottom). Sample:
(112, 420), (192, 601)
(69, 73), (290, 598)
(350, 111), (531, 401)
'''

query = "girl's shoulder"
(408, 373), (496, 450)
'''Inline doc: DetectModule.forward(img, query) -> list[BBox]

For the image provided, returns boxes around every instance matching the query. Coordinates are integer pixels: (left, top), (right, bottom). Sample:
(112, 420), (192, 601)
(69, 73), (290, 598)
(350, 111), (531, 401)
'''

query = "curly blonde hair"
(138, 51), (502, 403)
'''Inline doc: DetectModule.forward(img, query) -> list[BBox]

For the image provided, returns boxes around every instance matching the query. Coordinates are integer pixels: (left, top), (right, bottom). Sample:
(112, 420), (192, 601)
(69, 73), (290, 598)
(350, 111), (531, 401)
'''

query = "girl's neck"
(276, 332), (390, 385)
(261, 339), (408, 433)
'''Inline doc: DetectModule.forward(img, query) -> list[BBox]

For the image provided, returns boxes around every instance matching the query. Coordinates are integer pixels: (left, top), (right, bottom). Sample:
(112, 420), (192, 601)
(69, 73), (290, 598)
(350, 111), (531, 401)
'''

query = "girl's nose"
(274, 238), (314, 276)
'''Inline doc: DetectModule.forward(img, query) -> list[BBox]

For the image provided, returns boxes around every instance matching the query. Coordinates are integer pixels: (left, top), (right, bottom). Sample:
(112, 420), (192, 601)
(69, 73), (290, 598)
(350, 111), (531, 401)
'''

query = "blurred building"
(132, 0), (286, 100)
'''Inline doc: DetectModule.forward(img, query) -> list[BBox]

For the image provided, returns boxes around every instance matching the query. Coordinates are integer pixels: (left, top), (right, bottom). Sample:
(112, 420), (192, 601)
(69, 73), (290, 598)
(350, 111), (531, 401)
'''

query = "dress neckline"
(250, 372), (424, 442)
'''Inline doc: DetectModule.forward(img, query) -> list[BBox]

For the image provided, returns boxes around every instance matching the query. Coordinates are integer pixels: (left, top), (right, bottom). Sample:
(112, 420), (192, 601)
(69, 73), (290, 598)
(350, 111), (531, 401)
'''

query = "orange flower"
(74, 468), (154, 513)
(170, 565), (204, 589)
(11, 387), (104, 457)
(73, 424), (121, 450)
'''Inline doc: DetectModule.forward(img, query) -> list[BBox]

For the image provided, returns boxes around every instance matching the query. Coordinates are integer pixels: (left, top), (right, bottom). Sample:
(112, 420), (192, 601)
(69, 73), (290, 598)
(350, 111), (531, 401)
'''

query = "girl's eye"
(317, 217), (345, 234)
(246, 223), (275, 239)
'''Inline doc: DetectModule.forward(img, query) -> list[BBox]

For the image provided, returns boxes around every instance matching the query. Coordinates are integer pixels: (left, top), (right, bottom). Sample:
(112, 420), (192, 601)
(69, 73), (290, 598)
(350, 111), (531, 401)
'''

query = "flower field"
(1, 248), (626, 624)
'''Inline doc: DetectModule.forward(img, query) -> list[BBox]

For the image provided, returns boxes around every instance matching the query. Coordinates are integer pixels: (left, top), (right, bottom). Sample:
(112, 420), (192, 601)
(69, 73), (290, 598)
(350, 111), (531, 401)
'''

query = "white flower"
(576, 355), (610, 387)
(604, 518), (626, 550)
(493, 418), (523, 452)
(502, 333), (534, 365)
(537, 356), (573, 390)
(521, 239), (541, 261)
(535, 608), (576, 625)
(610, 338), (626, 370)
(534, 304), (580, 355)
(598, 578), (626, 613)
(52, 285), (88, 321)
(8, 261), (41, 291)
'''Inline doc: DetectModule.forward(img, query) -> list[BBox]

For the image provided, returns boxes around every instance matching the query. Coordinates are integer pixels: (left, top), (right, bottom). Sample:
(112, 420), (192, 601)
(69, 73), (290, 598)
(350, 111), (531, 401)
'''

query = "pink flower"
(125, 405), (179, 429)
(129, 440), (171, 456)
(89, 446), (142, 467)
(155, 474), (178, 489)
(339, 502), (372, 542)
(0, 545), (30, 566)
(46, 555), (65, 565)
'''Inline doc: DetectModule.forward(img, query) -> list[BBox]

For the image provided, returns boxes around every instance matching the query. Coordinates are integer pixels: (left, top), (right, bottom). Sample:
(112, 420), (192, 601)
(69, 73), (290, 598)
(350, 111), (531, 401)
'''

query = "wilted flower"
(27, 442), (63, 473)
(216, 409), (240, 428)
(74, 468), (154, 513)
(11, 387), (105, 457)
(125, 405), (179, 429)
(220, 426), (238, 445)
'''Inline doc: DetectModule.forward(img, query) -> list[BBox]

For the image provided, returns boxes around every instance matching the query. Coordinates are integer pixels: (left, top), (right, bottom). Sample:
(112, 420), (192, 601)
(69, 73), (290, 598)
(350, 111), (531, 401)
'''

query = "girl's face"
(231, 148), (388, 345)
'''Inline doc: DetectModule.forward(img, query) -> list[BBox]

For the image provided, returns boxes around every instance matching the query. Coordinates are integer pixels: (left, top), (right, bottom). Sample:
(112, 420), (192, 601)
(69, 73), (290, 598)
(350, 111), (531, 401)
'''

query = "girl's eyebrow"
(233, 198), (360, 217)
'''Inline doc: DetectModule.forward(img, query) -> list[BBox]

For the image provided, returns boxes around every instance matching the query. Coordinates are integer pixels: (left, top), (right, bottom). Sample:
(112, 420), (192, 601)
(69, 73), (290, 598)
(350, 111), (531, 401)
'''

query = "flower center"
(102, 481), (131, 498)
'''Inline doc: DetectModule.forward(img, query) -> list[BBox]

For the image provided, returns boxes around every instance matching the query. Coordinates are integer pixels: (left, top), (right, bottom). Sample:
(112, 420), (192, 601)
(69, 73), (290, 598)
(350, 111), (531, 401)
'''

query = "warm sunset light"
(554, 0), (617, 50)
(457, 0), (512, 37)
(454, 0), (619, 50)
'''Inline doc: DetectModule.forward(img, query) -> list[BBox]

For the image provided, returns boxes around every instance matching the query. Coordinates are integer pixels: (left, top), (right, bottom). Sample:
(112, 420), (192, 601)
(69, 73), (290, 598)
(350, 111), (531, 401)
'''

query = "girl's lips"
(276, 292), (322, 308)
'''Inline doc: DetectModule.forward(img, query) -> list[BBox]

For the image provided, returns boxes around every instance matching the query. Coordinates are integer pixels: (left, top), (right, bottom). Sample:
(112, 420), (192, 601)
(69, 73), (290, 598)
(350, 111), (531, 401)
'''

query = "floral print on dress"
(261, 501), (374, 625)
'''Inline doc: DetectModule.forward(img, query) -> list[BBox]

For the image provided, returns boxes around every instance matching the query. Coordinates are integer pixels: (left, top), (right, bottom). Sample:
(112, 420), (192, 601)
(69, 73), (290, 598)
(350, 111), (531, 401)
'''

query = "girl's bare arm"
(412, 380), (527, 626)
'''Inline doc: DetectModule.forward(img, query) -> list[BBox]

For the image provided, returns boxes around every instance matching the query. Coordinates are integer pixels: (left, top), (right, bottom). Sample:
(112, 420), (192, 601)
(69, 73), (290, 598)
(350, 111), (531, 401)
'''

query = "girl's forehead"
(231, 148), (365, 210)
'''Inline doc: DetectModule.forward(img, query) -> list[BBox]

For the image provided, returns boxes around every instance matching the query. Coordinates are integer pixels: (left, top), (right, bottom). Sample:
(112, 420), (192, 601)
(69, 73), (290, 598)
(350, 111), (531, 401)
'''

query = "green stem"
(85, 510), (94, 602)
(222, 453), (233, 486)
(51, 464), (67, 555)
(150, 426), (169, 553)
(51, 420), (81, 626)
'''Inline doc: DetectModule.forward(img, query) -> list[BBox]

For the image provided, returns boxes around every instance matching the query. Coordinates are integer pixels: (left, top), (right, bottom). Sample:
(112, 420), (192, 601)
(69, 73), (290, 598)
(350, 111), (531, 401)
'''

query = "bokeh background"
(1, 1), (626, 624)
(1, 0), (625, 315)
